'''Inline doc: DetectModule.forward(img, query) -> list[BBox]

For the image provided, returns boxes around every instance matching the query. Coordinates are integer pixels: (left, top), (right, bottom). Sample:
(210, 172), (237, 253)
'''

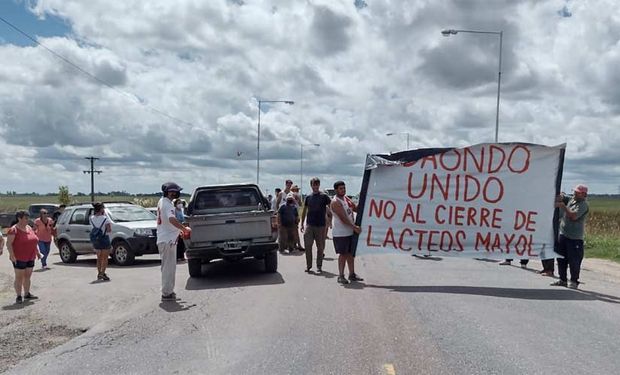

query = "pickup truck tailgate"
(186, 211), (273, 243)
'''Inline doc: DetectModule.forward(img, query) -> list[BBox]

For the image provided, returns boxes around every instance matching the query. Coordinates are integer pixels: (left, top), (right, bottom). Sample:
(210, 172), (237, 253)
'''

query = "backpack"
(89, 218), (108, 244)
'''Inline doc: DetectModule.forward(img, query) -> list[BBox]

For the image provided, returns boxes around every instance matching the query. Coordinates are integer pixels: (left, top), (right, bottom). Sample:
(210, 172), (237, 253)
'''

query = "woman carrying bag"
(90, 202), (112, 281)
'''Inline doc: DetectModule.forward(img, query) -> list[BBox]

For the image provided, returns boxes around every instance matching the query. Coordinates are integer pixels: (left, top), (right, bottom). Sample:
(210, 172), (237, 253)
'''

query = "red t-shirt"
(8, 226), (39, 261)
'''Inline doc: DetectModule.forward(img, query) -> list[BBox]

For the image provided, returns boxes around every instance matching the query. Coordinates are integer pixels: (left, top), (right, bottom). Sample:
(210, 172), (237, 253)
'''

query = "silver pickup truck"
(183, 184), (278, 277)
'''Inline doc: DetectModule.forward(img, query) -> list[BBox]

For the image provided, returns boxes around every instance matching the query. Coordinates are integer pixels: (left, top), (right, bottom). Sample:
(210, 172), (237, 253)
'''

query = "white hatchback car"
(55, 202), (157, 266)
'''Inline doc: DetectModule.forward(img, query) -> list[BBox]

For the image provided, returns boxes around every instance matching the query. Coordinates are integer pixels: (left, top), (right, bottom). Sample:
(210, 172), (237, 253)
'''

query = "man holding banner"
(331, 180), (363, 284)
(551, 184), (589, 289)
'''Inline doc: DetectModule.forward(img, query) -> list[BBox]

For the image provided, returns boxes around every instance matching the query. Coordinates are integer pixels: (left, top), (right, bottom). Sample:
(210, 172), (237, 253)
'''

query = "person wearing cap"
(277, 193), (299, 253)
(157, 182), (190, 301)
(551, 184), (590, 289)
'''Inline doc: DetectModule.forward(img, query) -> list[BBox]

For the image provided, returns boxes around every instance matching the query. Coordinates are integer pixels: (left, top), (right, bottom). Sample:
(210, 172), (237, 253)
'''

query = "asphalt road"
(4, 241), (620, 375)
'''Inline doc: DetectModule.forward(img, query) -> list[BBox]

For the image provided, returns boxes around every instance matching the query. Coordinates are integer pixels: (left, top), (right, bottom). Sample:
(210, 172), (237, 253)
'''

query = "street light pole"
(300, 143), (320, 197)
(256, 99), (295, 186)
(441, 28), (503, 143)
(495, 31), (503, 143)
(386, 132), (412, 150)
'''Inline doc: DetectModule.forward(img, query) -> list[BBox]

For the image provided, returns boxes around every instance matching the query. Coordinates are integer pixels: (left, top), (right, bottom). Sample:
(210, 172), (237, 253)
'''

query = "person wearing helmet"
(157, 182), (190, 301)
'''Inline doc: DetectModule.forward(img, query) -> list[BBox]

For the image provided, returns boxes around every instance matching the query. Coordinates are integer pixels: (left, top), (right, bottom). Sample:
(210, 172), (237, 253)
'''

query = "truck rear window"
(191, 189), (262, 213)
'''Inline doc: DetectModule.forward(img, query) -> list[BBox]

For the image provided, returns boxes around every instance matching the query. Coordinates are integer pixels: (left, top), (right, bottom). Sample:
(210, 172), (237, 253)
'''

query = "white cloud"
(0, 0), (619, 195)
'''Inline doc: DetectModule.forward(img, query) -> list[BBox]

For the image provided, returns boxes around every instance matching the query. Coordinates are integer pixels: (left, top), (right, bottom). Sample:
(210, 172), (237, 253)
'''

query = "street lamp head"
(313, 143), (320, 147)
(284, 101), (295, 105)
(441, 29), (457, 36)
(386, 132), (394, 136)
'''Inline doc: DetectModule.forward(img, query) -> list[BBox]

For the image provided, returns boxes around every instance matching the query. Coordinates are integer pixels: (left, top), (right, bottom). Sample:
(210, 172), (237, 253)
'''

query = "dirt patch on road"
(0, 272), (83, 373)
(0, 313), (83, 373)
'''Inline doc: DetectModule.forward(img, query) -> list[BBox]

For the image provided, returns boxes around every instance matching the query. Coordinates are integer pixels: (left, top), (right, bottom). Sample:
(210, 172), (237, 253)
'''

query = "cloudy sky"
(0, 0), (618, 196)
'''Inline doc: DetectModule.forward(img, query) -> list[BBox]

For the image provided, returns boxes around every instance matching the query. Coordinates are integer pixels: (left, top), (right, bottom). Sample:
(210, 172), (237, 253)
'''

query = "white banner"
(356, 143), (565, 259)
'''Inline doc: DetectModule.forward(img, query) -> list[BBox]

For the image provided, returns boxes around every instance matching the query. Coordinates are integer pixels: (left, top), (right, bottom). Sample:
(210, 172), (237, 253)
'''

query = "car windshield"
(106, 205), (156, 222)
(192, 188), (262, 213)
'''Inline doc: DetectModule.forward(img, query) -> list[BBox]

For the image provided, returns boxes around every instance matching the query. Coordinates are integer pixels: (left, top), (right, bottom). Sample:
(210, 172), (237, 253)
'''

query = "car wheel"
(112, 240), (135, 266)
(58, 240), (78, 263)
(188, 258), (202, 278)
(264, 251), (278, 273)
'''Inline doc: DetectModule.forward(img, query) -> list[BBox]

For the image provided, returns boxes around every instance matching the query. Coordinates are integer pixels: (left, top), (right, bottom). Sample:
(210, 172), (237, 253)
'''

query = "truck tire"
(112, 240), (135, 266)
(58, 240), (78, 263)
(188, 259), (202, 278)
(264, 251), (278, 273)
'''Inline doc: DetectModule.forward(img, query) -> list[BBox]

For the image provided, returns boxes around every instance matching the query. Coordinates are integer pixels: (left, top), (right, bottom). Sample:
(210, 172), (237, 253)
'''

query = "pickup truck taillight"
(271, 215), (278, 232)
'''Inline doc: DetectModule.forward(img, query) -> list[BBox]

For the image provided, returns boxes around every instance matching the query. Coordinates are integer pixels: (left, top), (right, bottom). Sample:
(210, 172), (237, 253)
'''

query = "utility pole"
(83, 157), (102, 202)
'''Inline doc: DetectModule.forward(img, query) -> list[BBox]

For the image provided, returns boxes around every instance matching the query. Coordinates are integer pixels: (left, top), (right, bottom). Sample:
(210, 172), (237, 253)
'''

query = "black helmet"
(161, 182), (183, 194)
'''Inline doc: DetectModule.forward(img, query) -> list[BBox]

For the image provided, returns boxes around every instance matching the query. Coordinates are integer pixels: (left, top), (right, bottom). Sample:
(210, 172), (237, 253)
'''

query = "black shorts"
(13, 260), (35, 269)
(333, 235), (354, 255)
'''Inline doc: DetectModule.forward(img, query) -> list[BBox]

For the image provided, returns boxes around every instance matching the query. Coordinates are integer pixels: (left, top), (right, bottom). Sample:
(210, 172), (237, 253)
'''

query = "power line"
(0, 15), (195, 127)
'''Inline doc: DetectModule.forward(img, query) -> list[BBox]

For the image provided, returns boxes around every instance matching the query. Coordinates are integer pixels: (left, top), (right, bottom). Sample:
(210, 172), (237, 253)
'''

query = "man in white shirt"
(157, 182), (189, 301)
(330, 180), (363, 285)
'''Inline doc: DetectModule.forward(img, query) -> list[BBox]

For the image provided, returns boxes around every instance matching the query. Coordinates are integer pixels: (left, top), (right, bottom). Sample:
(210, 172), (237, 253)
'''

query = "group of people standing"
(0, 181), (592, 305)
(274, 177), (363, 285)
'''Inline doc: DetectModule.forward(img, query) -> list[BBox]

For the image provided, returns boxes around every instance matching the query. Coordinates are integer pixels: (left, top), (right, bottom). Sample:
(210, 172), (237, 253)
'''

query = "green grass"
(586, 196), (620, 212)
(585, 235), (620, 262)
(584, 197), (620, 262)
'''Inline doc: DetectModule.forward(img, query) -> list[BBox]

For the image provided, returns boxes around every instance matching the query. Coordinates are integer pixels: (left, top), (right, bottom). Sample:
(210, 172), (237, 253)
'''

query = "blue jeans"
(556, 235), (584, 283)
(39, 241), (51, 267)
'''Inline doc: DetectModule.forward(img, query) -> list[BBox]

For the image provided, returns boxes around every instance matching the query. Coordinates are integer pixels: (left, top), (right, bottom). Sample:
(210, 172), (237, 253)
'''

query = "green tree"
(58, 186), (71, 206)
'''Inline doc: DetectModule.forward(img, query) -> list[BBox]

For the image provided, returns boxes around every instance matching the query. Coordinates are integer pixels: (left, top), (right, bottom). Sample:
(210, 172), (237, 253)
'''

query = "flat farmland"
(0, 195), (161, 212)
(1, 194), (619, 261)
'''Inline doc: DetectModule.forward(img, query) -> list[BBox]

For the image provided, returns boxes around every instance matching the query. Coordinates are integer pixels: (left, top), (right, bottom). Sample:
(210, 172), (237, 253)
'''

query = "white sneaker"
(568, 281), (579, 289)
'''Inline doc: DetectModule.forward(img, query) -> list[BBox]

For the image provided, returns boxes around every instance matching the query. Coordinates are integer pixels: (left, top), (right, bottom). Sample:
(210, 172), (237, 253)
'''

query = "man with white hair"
(551, 184), (590, 289)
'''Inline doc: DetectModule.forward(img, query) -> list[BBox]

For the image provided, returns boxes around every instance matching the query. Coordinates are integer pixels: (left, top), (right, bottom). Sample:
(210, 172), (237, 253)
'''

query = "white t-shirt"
(157, 197), (179, 244)
(90, 214), (109, 232)
(332, 196), (355, 237)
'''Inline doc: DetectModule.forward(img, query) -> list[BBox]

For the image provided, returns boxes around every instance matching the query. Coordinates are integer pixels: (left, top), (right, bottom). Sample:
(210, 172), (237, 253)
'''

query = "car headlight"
(134, 228), (153, 237)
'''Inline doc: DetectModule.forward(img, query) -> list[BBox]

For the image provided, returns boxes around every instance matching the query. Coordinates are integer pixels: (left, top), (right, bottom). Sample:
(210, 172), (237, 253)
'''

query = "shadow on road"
(308, 270), (337, 279)
(51, 258), (161, 269)
(2, 300), (34, 310)
(412, 254), (443, 261)
(184, 258), (284, 290)
(159, 300), (197, 313)
(279, 250), (304, 257)
(364, 284), (620, 303)
(473, 258), (501, 263)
